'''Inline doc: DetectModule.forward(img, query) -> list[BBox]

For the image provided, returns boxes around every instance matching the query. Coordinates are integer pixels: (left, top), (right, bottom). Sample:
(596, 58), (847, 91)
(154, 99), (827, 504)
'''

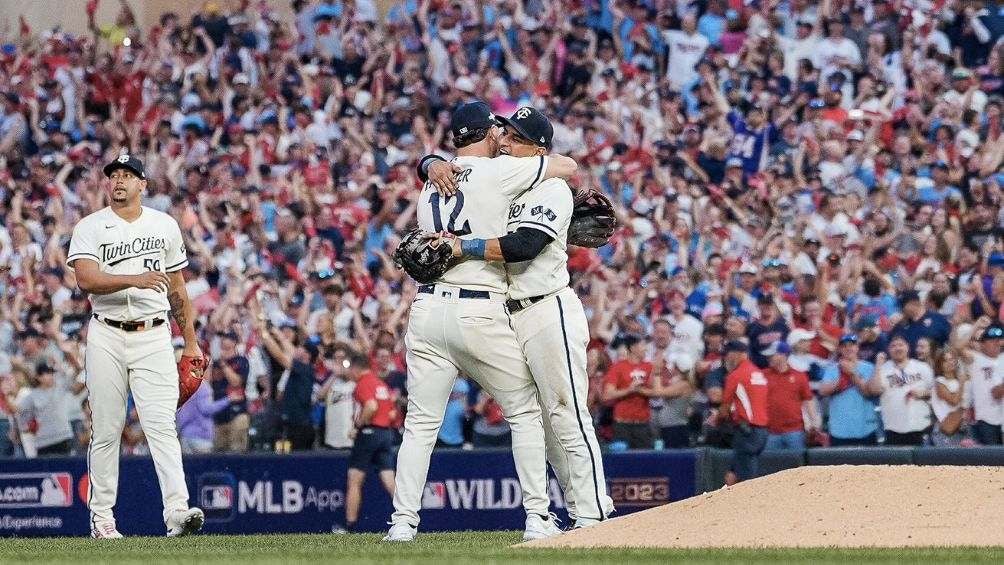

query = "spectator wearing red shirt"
(602, 335), (656, 449)
(716, 341), (769, 481)
(343, 352), (397, 532)
(762, 342), (818, 451)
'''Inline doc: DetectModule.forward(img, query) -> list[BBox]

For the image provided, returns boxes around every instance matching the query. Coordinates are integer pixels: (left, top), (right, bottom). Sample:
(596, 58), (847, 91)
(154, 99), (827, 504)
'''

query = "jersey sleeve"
(493, 155), (548, 198)
(66, 220), (100, 268)
(353, 377), (374, 404)
(508, 178), (573, 239)
(164, 218), (189, 272)
(799, 372), (812, 400)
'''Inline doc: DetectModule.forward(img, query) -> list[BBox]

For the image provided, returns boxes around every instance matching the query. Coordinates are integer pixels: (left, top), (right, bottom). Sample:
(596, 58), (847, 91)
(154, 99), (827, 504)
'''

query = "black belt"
(93, 313), (166, 332)
(506, 294), (548, 313)
(418, 284), (491, 299)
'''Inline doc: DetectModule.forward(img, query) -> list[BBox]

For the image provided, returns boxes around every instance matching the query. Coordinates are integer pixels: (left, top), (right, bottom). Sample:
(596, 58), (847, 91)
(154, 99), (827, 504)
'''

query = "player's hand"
(132, 271), (170, 292)
(428, 160), (462, 197)
(182, 341), (203, 360)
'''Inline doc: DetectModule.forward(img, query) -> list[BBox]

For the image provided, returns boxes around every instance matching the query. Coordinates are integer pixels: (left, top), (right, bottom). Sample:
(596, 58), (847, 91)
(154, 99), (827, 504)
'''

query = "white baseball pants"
(514, 287), (614, 521)
(391, 285), (549, 527)
(85, 318), (190, 528)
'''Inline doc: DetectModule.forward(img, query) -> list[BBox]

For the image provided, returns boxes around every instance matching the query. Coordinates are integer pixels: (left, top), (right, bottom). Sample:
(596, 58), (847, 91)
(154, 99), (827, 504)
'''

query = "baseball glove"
(568, 189), (618, 248)
(394, 228), (455, 284)
(177, 354), (209, 408)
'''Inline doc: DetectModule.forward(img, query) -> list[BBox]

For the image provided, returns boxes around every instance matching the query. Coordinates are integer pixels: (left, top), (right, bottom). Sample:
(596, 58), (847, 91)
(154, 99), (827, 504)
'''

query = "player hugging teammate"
(387, 102), (617, 542)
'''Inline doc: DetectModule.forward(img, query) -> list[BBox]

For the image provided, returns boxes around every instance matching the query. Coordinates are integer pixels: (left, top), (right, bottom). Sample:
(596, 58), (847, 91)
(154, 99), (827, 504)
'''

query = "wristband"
(460, 238), (487, 259)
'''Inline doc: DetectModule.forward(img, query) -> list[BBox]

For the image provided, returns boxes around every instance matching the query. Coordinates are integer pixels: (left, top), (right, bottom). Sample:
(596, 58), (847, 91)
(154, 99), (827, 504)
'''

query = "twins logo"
(515, 107), (532, 119)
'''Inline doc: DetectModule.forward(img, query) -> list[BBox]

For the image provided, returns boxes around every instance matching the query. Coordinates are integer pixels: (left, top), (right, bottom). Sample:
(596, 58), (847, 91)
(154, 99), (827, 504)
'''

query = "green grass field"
(0, 532), (1001, 564)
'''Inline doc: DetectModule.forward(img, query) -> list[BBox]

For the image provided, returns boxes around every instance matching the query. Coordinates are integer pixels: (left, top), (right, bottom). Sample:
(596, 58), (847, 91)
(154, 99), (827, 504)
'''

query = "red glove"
(177, 355), (209, 408)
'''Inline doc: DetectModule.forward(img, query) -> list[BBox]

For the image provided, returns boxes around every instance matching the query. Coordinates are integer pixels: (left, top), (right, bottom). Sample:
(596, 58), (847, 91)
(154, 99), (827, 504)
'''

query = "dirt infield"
(525, 465), (1004, 548)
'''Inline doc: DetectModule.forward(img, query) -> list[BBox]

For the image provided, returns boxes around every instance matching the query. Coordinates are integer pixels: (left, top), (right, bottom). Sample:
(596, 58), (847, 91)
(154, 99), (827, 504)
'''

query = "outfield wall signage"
(0, 450), (697, 536)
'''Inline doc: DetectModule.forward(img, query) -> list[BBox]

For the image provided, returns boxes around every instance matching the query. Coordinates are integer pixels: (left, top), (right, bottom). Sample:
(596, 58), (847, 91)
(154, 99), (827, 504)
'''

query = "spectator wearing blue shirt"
(697, 0), (727, 47)
(889, 290), (952, 352)
(819, 335), (879, 446)
(437, 378), (470, 447)
(916, 162), (963, 204)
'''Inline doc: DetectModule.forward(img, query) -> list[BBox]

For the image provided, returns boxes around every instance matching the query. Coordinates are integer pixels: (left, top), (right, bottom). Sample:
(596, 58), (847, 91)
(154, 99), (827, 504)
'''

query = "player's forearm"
(455, 228), (552, 263)
(543, 154), (578, 180)
(167, 272), (198, 343)
(76, 271), (142, 295)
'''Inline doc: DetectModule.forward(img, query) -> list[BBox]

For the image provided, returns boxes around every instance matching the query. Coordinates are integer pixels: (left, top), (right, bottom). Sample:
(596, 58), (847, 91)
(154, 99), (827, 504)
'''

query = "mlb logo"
(200, 486), (233, 510)
(422, 482), (446, 510)
(197, 472), (236, 522)
(41, 473), (72, 507)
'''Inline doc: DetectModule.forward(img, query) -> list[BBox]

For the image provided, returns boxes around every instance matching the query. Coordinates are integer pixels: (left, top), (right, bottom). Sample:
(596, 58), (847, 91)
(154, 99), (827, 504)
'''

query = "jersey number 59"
(143, 258), (162, 272)
(428, 192), (472, 236)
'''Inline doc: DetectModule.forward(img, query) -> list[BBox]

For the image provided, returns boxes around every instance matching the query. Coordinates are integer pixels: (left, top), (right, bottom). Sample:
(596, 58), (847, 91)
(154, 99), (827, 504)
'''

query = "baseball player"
(66, 154), (204, 538)
(384, 102), (579, 543)
(435, 107), (614, 528)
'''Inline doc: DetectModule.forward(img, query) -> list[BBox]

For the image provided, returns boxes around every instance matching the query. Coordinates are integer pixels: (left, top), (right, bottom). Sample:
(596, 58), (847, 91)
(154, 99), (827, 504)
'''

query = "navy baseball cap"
(103, 153), (146, 179)
(724, 340), (748, 354)
(980, 326), (1004, 341)
(450, 101), (496, 139)
(496, 106), (553, 148)
(839, 333), (859, 345)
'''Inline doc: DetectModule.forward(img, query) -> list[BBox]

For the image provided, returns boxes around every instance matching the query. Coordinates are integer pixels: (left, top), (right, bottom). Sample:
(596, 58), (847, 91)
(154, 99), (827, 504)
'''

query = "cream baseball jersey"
(504, 178), (573, 300)
(66, 206), (187, 320)
(417, 154), (549, 293)
(875, 359), (934, 433)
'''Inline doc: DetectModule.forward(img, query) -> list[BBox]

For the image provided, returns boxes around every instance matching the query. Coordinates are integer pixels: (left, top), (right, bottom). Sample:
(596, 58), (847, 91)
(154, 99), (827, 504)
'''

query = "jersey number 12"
(429, 192), (472, 236)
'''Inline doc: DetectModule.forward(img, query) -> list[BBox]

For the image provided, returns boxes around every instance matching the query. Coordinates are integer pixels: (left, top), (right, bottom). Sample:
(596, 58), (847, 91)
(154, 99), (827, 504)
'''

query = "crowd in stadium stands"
(1, 0), (1004, 459)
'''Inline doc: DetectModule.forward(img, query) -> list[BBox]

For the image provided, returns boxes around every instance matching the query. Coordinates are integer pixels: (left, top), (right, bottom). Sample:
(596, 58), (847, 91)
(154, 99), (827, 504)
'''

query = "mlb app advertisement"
(0, 451), (695, 536)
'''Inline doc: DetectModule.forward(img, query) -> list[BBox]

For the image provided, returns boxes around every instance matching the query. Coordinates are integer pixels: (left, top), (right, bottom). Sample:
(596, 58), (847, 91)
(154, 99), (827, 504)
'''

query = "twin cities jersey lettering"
(417, 154), (548, 293)
(504, 178), (573, 300)
(67, 206), (187, 320)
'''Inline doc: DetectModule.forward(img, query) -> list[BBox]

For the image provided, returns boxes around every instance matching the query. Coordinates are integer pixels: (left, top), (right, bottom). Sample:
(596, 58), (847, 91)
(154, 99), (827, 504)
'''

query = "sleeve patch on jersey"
(530, 205), (557, 222)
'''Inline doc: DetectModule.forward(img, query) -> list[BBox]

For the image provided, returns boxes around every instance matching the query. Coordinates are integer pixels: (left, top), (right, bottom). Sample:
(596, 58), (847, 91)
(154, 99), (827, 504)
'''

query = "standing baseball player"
(384, 102), (578, 542)
(66, 154), (204, 538)
(434, 107), (615, 528)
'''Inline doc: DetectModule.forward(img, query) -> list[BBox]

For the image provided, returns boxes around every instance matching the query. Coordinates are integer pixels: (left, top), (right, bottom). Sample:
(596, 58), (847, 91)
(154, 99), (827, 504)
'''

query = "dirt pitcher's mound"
(525, 465), (1004, 548)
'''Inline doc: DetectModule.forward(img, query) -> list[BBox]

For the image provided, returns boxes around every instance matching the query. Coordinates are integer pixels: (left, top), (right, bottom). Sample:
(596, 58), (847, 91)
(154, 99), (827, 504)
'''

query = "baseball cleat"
(573, 517), (602, 529)
(91, 522), (124, 539)
(522, 513), (562, 541)
(166, 507), (205, 537)
(382, 522), (417, 542)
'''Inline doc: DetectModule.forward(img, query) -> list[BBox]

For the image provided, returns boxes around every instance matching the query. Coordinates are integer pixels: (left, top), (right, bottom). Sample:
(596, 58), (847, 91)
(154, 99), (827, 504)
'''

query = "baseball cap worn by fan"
(980, 326), (1004, 341)
(724, 340), (748, 354)
(450, 101), (496, 139)
(496, 106), (553, 148)
(761, 341), (791, 357)
(103, 154), (146, 179)
(786, 328), (816, 346)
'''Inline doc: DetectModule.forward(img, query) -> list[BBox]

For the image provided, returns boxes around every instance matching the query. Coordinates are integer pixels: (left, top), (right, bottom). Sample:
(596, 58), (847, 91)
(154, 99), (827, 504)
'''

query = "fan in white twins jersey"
(66, 154), (204, 539)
